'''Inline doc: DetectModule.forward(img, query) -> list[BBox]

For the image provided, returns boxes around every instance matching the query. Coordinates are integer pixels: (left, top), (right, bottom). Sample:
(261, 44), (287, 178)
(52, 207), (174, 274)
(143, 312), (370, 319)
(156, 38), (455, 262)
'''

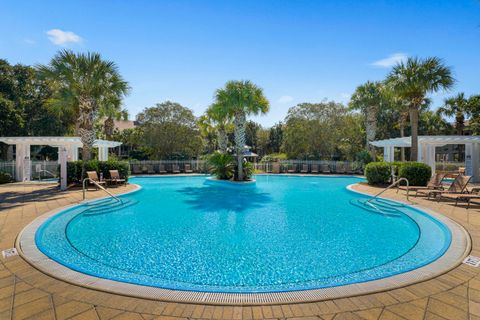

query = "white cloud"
(46, 29), (82, 45)
(371, 53), (408, 68)
(24, 38), (36, 45)
(277, 95), (294, 104)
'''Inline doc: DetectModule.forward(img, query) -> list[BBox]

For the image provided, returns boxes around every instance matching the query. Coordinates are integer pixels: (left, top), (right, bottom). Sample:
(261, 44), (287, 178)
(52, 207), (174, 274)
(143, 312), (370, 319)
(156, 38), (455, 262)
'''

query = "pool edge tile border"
(15, 180), (471, 306)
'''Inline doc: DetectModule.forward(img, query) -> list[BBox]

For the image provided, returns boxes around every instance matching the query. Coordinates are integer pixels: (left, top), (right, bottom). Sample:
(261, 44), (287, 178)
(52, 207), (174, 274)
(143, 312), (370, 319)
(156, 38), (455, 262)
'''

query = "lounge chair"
(422, 174), (472, 200)
(158, 164), (167, 174)
(300, 164), (309, 174)
(320, 163), (330, 173)
(287, 164), (297, 173)
(441, 191), (480, 208)
(335, 162), (346, 174)
(146, 164), (155, 174)
(272, 163), (281, 173)
(172, 164), (180, 174)
(184, 164), (193, 173)
(86, 171), (106, 189)
(398, 173), (446, 197)
(311, 164), (319, 174)
(106, 170), (126, 186)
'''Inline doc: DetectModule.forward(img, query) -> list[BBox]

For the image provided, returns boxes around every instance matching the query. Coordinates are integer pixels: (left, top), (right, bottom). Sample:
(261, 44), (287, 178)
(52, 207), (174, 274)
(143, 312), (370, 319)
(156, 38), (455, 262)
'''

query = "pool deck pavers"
(1, 180), (480, 319)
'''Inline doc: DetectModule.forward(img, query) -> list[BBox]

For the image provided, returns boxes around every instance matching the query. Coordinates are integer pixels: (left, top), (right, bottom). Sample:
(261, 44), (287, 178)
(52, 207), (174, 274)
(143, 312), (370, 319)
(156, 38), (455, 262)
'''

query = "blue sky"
(1, 0), (479, 127)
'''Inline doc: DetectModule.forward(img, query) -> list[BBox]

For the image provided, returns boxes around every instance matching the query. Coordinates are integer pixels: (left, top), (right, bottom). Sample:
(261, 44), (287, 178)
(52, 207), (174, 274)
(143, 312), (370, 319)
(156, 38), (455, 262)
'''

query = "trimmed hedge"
(398, 162), (432, 186)
(364, 162), (392, 185)
(67, 160), (130, 184)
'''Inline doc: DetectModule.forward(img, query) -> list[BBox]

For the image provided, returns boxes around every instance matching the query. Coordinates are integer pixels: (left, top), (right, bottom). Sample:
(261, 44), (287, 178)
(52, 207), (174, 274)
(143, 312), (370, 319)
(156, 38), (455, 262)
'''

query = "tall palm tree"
(38, 50), (129, 176)
(206, 103), (231, 153)
(349, 81), (385, 159)
(214, 80), (269, 181)
(386, 57), (454, 161)
(438, 93), (469, 135)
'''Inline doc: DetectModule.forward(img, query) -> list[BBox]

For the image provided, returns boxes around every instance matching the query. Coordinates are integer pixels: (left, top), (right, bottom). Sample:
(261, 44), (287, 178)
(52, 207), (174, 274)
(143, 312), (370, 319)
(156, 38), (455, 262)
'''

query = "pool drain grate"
(463, 255), (480, 267)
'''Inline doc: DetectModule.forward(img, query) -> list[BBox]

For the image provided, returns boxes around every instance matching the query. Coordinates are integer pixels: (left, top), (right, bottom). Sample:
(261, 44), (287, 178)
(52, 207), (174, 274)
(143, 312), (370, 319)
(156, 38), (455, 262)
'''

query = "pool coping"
(15, 178), (471, 306)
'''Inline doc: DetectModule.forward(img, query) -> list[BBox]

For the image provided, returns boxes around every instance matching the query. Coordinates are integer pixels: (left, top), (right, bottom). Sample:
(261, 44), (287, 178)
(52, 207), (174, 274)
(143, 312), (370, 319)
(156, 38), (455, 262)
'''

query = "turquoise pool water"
(35, 175), (451, 293)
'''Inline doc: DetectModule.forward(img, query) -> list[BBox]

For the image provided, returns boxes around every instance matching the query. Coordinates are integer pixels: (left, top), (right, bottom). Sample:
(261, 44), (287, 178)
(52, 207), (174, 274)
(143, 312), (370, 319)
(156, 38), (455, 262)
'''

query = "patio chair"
(172, 164), (180, 173)
(335, 162), (346, 174)
(106, 170), (126, 186)
(146, 164), (155, 174)
(158, 164), (167, 174)
(86, 171), (106, 189)
(300, 164), (309, 174)
(311, 164), (319, 174)
(320, 163), (330, 174)
(272, 163), (281, 173)
(398, 173), (446, 196)
(287, 164), (297, 173)
(422, 174), (472, 200)
(184, 164), (193, 173)
(441, 191), (480, 208)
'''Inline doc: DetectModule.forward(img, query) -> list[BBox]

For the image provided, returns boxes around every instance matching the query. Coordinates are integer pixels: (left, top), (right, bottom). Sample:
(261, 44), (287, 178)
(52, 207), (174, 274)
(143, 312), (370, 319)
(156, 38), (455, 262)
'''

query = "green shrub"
(242, 161), (255, 180)
(67, 160), (130, 184)
(260, 153), (288, 163)
(364, 162), (392, 185)
(207, 152), (235, 180)
(0, 172), (13, 184)
(398, 162), (432, 186)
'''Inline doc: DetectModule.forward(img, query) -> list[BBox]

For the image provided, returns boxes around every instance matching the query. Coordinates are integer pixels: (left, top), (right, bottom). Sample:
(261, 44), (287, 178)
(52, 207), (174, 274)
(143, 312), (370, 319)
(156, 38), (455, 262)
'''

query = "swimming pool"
(34, 175), (452, 294)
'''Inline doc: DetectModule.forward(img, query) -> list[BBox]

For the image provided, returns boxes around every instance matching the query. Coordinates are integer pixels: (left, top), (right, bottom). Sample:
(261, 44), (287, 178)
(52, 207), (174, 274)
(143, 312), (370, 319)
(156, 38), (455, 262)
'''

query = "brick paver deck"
(1, 181), (480, 319)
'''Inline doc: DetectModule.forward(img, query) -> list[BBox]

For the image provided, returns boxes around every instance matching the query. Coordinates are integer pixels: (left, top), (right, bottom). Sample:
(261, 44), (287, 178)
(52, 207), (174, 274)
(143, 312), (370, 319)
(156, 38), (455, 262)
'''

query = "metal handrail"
(367, 177), (409, 203)
(82, 178), (121, 203)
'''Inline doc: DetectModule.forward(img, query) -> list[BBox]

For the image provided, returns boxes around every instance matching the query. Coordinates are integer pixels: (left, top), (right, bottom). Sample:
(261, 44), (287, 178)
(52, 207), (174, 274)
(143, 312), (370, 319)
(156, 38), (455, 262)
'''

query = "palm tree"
(438, 93), (469, 135)
(214, 80), (269, 181)
(38, 50), (129, 176)
(386, 57), (454, 161)
(98, 95), (129, 140)
(206, 103), (231, 153)
(349, 81), (385, 159)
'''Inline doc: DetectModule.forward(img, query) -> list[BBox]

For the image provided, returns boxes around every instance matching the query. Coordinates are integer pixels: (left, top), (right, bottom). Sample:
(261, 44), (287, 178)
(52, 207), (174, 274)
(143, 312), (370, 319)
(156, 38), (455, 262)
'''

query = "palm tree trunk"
(104, 117), (115, 140)
(365, 108), (377, 160)
(217, 126), (228, 153)
(409, 105), (419, 161)
(78, 96), (97, 179)
(234, 111), (246, 181)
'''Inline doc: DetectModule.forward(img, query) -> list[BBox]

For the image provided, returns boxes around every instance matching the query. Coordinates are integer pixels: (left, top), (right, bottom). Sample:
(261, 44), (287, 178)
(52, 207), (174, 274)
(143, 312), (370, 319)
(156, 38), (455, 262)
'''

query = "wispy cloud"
(277, 95), (294, 104)
(46, 29), (82, 45)
(371, 53), (408, 68)
(24, 38), (36, 45)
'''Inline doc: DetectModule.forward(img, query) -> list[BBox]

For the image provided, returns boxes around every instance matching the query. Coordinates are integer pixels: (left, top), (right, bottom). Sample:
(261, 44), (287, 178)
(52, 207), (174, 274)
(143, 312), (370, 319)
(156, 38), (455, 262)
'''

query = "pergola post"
(15, 143), (31, 182)
(98, 146), (109, 161)
(383, 146), (394, 162)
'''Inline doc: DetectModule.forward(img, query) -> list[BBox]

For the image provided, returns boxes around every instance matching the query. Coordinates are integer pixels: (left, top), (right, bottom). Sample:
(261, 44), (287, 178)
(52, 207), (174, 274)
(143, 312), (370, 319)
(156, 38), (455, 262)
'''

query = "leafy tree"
(438, 93), (470, 135)
(349, 81), (385, 158)
(214, 80), (269, 180)
(136, 101), (203, 159)
(468, 95), (480, 134)
(268, 122), (283, 153)
(245, 120), (262, 153)
(282, 101), (355, 159)
(386, 57), (455, 161)
(37, 50), (129, 176)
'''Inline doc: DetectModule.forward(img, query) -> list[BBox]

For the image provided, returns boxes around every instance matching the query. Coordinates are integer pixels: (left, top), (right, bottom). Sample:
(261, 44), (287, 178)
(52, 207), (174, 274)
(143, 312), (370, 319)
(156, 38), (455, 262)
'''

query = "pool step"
(350, 198), (403, 217)
(81, 199), (139, 216)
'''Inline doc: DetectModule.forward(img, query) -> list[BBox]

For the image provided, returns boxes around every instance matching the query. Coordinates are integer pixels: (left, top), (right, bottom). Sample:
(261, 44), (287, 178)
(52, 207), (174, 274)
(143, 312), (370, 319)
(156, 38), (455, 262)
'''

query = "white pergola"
(0, 136), (122, 182)
(370, 135), (480, 182)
